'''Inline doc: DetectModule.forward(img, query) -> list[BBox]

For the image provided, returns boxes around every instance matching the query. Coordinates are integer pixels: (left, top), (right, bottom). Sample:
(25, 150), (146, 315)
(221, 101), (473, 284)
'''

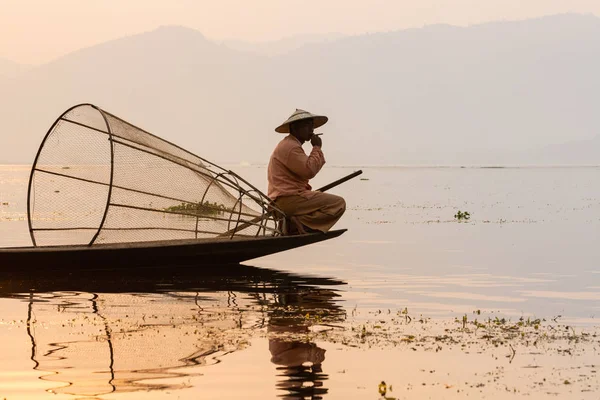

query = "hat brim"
(275, 115), (328, 134)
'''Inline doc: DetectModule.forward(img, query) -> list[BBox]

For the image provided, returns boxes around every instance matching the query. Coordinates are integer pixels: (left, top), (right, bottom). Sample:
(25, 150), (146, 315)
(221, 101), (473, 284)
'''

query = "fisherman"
(268, 109), (346, 235)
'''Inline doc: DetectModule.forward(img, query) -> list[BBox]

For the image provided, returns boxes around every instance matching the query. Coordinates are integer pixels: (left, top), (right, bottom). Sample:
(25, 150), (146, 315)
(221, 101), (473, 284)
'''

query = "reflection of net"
(29, 291), (253, 397)
(15, 267), (346, 398)
(28, 104), (284, 246)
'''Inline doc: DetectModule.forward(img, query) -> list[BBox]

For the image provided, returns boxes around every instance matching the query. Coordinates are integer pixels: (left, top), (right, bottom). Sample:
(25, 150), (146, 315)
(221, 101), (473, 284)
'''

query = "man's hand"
(310, 134), (322, 147)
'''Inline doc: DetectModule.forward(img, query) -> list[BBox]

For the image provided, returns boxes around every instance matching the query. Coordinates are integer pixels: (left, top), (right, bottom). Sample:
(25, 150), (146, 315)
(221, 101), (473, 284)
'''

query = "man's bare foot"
(289, 216), (307, 235)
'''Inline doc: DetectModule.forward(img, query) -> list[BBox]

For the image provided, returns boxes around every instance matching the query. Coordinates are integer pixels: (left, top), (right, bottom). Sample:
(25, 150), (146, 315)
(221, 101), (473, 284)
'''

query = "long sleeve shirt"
(267, 135), (326, 200)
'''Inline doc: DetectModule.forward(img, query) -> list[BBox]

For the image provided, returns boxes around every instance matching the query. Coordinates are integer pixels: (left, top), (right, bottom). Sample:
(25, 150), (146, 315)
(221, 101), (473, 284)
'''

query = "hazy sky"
(1, 0), (599, 64)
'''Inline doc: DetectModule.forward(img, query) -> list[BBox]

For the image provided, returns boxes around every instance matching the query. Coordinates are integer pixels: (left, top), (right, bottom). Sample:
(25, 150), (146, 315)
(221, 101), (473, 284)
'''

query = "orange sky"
(1, 0), (599, 64)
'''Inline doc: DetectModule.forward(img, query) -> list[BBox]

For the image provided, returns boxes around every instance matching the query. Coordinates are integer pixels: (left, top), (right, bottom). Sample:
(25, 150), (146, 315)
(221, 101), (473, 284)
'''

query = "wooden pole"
(316, 170), (362, 192)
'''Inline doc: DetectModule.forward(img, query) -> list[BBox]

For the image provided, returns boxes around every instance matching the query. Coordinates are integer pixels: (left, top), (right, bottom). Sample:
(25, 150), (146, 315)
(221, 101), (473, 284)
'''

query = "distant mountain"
(0, 26), (266, 164)
(221, 33), (346, 56)
(1, 14), (599, 166)
(0, 57), (28, 79)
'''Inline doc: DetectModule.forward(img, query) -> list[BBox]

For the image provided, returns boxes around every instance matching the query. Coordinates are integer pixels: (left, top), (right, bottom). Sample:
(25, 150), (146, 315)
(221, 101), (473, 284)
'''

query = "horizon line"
(1, 163), (599, 169)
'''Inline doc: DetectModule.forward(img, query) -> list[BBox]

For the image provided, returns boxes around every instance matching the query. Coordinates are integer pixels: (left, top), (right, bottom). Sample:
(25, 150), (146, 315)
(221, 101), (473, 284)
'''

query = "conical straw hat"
(275, 109), (328, 133)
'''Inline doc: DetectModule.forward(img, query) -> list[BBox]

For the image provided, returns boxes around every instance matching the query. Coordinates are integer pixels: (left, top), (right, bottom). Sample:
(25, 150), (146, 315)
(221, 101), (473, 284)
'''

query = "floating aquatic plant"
(165, 201), (231, 216)
(454, 210), (471, 221)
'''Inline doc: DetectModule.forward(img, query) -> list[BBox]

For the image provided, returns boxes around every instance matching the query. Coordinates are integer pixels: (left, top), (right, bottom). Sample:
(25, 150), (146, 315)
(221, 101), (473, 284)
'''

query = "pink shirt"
(267, 135), (326, 200)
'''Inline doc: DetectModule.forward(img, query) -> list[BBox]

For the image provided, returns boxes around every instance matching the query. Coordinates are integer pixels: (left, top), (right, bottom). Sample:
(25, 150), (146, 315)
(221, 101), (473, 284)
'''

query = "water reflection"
(268, 290), (343, 399)
(1, 265), (346, 399)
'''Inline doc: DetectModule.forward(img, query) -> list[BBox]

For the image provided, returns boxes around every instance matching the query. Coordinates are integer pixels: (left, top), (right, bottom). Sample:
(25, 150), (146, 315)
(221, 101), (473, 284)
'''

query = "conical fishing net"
(28, 104), (284, 246)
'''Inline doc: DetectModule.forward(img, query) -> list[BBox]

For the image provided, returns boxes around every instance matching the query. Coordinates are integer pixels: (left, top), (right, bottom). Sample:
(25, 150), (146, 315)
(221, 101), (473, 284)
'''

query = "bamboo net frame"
(27, 104), (285, 247)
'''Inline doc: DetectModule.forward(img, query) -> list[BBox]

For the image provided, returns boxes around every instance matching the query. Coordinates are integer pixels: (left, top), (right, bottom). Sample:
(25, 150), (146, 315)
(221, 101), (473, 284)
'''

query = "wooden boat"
(1, 104), (353, 268)
(0, 229), (346, 270)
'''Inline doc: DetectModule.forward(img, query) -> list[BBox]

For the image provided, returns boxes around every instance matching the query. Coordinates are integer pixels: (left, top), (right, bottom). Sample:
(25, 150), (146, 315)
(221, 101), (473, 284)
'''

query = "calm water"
(1, 165), (600, 399)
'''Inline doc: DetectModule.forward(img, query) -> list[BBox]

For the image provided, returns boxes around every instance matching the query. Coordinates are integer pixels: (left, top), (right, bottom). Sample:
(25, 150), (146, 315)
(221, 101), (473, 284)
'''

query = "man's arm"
(285, 145), (326, 180)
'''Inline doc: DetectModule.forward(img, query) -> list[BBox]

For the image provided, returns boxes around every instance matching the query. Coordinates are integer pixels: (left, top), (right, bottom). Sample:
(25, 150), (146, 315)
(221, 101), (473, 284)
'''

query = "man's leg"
(275, 193), (346, 233)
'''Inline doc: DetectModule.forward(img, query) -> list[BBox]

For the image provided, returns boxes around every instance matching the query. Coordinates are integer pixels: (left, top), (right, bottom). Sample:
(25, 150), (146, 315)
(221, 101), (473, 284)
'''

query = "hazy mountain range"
(0, 58), (29, 79)
(221, 33), (346, 56)
(0, 13), (599, 166)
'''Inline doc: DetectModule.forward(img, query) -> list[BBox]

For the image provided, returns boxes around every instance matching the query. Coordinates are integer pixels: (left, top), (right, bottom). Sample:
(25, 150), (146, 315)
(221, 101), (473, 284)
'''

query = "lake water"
(1, 165), (599, 399)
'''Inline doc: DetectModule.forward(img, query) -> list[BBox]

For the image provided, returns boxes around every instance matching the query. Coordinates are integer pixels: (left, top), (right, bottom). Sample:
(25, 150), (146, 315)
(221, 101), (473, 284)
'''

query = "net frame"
(27, 104), (286, 247)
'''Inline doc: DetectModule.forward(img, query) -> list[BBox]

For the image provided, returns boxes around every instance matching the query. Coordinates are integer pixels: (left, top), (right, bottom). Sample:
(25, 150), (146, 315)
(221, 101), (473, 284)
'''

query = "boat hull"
(0, 230), (346, 270)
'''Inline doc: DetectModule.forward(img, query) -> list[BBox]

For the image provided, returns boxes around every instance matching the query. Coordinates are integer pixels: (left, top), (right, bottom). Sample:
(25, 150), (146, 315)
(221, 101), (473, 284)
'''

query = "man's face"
(291, 119), (314, 142)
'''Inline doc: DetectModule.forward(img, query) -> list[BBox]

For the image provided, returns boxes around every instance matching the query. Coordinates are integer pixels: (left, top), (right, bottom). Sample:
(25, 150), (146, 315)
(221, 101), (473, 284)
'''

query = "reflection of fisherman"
(268, 109), (346, 235)
(268, 291), (330, 398)
(269, 324), (326, 369)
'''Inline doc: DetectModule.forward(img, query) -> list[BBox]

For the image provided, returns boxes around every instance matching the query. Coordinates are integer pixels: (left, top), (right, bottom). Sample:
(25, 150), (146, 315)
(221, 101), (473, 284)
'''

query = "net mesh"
(28, 104), (284, 247)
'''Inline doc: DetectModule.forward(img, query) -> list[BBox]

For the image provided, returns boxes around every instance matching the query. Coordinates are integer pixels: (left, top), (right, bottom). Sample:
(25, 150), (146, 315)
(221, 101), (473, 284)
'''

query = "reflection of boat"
(2, 265), (346, 398)
(0, 104), (348, 268)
